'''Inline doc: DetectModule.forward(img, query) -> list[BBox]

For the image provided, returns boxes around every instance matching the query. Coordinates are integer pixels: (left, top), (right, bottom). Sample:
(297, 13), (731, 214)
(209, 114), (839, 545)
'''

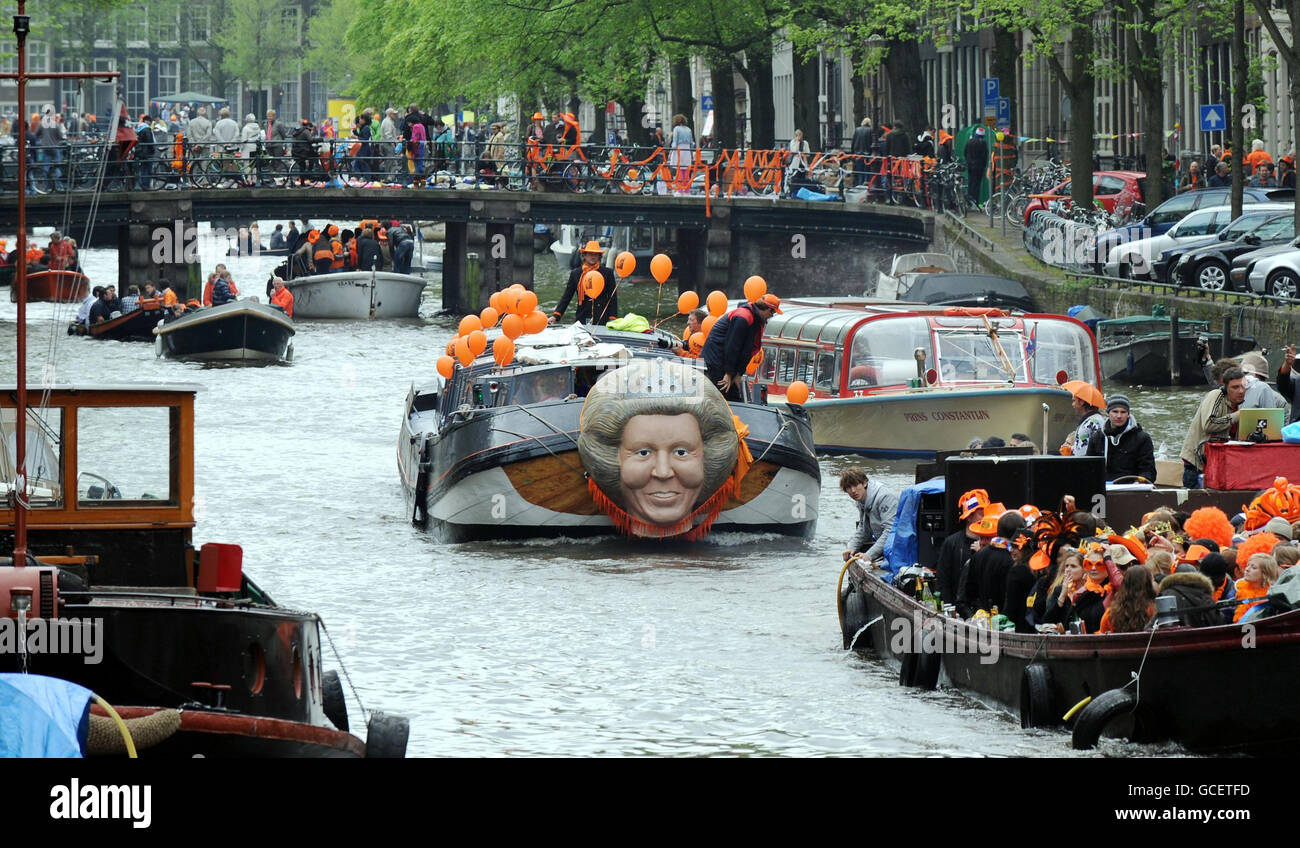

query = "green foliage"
(216, 0), (297, 91)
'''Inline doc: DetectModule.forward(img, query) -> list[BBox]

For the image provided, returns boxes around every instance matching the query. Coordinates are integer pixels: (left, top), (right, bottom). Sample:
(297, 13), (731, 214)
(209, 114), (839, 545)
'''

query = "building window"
(280, 80), (299, 124)
(310, 79), (325, 122)
(189, 6), (211, 41)
(188, 59), (208, 92)
(155, 12), (179, 45)
(282, 7), (300, 38)
(28, 41), (47, 74)
(126, 58), (148, 118)
(158, 59), (180, 97)
(0, 53), (15, 75)
(123, 7), (148, 43)
(56, 59), (83, 115)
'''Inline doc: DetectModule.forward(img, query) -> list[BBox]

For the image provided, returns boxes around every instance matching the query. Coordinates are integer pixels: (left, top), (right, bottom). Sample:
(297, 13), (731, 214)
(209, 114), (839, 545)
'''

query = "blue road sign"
(1200, 104), (1226, 132)
(997, 97), (1010, 125)
(982, 78), (1000, 106)
(701, 94), (714, 112)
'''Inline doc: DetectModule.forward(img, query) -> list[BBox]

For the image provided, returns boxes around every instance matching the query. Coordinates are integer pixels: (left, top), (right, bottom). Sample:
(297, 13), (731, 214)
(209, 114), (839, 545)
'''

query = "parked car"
(1022, 170), (1145, 224)
(1247, 245), (1300, 298)
(1172, 213), (1296, 290)
(1104, 204), (1291, 279)
(1089, 186), (1295, 272)
(1230, 238), (1300, 292)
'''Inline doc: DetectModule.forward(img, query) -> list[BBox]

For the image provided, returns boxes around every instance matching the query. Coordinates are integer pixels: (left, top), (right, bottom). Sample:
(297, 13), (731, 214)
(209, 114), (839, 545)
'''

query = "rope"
(319, 617), (368, 725)
(91, 694), (138, 758)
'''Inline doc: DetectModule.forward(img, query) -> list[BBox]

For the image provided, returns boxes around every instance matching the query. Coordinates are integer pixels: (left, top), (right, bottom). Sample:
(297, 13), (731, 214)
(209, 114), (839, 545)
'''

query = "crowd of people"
(1175, 139), (1297, 191)
(0, 229), (80, 273)
(271, 217), (416, 279)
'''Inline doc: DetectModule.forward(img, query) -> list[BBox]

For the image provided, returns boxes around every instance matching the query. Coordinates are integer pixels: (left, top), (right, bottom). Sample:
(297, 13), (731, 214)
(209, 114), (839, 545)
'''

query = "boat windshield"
(934, 327), (1026, 383)
(1029, 319), (1099, 385)
(76, 407), (172, 504)
(512, 368), (573, 404)
(847, 316), (931, 387)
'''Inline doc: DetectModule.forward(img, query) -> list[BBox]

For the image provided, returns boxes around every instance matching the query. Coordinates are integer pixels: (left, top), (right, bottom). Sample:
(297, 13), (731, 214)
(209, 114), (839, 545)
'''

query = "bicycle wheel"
(190, 159), (217, 189)
(615, 162), (647, 194)
(985, 191), (1007, 221)
(559, 161), (587, 193)
(748, 167), (778, 196)
(1006, 193), (1029, 226)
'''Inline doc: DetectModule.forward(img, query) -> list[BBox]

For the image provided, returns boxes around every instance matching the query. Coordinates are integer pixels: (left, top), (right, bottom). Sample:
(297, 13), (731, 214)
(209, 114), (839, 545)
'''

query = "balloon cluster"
(436, 283), (551, 377)
(672, 274), (776, 379)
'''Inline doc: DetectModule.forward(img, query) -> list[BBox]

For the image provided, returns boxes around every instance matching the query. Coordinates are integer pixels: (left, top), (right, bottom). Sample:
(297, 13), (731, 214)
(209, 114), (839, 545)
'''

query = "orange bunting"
(746, 348), (764, 375)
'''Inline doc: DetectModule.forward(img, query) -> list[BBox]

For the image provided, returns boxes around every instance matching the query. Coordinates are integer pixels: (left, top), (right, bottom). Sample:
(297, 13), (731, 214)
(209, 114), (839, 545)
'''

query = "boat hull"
(1101, 335), (1257, 386)
(89, 707), (364, 758)
(285, 271), (426, 319)
(73, 305), (169, 342)
(848, 565), (1300, 755)
(798, 387), (1076, 458)
(11, 269), (90, 303)
(154, 302), (295, 363)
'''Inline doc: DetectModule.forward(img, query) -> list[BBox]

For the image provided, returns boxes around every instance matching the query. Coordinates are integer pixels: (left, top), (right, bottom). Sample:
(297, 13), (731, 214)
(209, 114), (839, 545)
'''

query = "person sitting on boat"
(964, 506), (1026, 615)
(1043, 546), (1107, 633)
(1196, 552), (1237, 623)
(76, 285), (104, 328)
(203, 264), (228, 307)
(1232, 352), (1290, 414)
(210, 272), (237, 307)
(1008, 433), (1038, 453)
(937, 488), (990, 618)
(269, 225), (286, 252)
(839, 467), (899, 565)
(88, 286), (115, 324)
(354, 228), (385, 271)
(1181, 366), (1247, 488)
(47, 230), (75, 271)
(701, 294), (781, 401)
(24, 243), (48, 271)
(1084, 394), (1156, 482)
(551, 241), (619, 328)
(325, 225), (346, 271)
(1097, 565), (1158, 633)
(270, 276), (294, 318)
(1233, 553), (1278, 622)
(159, 283), (179, 308)
(1003, 528), (1041, 633)
(120, 284), (141, 314)
(1060, 387), (1105, 456)
(313, 229), (337, 275)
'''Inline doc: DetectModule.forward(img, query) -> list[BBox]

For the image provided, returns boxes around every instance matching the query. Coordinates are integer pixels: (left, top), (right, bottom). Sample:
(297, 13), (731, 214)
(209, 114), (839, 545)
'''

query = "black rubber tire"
(365, 711), (410, 758)
(1071, 688), (1140, 750)
(321, 670), (348, 732)
(1019, 664), (1056, 729)
(842, 588), (869, 651)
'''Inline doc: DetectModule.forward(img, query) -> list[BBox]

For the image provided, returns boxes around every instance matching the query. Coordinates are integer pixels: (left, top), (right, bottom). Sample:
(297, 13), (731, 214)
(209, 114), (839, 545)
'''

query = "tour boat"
(154, 300), (295, 363)
(283, 270), (427, 319)
(762, 299), (1098, 457)
(9, 269), (89, 304)
(398, 324), (821, 542)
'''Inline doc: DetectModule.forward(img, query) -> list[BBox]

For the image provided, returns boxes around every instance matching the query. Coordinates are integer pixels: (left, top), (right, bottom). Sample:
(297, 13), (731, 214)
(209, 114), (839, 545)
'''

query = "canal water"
(0, 220), (1221, 756)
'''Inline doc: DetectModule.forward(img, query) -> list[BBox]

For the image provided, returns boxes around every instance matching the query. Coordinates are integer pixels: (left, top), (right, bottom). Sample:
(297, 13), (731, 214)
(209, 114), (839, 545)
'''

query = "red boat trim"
(92, 705), (365, 756)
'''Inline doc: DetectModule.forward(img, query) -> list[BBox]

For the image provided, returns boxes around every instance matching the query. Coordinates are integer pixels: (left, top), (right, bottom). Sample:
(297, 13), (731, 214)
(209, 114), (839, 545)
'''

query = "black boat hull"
(154, 302), (294, 363)
(69, 306), (169, 342)
(1100, 335), (1256, 386)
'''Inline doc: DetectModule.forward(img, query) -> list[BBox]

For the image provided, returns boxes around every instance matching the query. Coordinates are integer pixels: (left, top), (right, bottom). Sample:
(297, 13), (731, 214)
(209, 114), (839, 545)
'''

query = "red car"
(1022, 170), (1146, 224)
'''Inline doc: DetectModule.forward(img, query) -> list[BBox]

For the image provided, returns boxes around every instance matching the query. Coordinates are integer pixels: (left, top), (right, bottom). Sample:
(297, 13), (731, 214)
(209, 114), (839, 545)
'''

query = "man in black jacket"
(936, 488), (989, 618)
(965, 127), (989, 205)
(850, 118), (873, 186)
(701, 294), (781, 401)
(1085, 394), (1157, 481)
(355, 228), (384, 271)
(884, 119), (911, 157)
(550, 240), (618, 326)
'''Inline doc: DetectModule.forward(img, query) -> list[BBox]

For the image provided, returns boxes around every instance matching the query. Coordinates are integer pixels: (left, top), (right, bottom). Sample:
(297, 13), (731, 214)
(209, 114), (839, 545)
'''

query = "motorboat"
(870, 252), (956, 299)
(9, 269), (89, 303)
(283, 270), (426, 319)
(1097, 313), (1255, 386)
(903, 273), (1038, 313)
(763, 299), (1096, 457)
(398, 324), (821, 542)
(154, 300), (295, 363)
(68, 298), (169, 342)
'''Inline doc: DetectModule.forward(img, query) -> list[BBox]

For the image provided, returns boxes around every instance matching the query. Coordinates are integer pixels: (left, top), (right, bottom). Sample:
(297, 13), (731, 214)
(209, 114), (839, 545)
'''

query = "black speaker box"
(941, 455), (1107, 535)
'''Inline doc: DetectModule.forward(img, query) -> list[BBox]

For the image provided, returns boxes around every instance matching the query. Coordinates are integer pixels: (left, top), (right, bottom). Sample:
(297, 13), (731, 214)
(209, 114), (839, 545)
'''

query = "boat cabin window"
(1029, 320), (1100, 385)
(759, 346), (777, 383)
(847, 316), (931, 388)
(796, 350), (815, 384)
(0, 407), (63, 507)
(933, 326), (1027, 383)
(815, 353), (836, 391)
(512, 369), (573, 404)
(777, 348), (797, 384)
(76, 407), (172, 504)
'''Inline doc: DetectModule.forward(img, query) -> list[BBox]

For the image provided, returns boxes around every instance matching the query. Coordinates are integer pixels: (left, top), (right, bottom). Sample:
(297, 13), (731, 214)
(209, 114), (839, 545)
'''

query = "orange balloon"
(518, 290), (539, 314)
(689, 332), (705, 355)
(493, 336), (515, 366)
(524, 310), (549, 334)
(743, 275), (767, 303)
(489, 291), (503, 312)
(650, 253), (672, 284)
(445, 340), (456, 356)
(582, 269), (605, 299)
(746, 348), (764, 375)
(459, 314), (482, 336)
(467, 330), (487, 355)
(455, 337), (474, 366)
(707, 290), (728, 318)
(436, 355), (455, 378)
(614, 251), (636, 278)
(480, 306), (500, 329)
(677, 291), (700, 314)
(701, 315), (717, 337)
(787, 381), (811, 405)
(501, 313), (524, 339)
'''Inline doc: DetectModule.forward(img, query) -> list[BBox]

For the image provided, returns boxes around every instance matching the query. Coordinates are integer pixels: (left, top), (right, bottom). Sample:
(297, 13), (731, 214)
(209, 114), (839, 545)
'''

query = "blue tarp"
(882, 476), (947, 576)
(0, 674), (92, 757)
(795, 186), (837, 202)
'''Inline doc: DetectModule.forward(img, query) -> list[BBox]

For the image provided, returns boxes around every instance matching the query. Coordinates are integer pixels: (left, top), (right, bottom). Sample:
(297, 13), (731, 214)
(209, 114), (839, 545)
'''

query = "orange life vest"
(271, 286), (294, 317)
(329, 239), (345, 269)
(1233, 580), (1269, 623)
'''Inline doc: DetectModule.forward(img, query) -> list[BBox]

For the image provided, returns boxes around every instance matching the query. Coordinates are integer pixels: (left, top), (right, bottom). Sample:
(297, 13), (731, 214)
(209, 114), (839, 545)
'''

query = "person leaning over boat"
(270, 277), (294, 317)
(839, 467), (899, 564)
(701, 294), (781, 401)
(356, 228), (384, 271)
(390, 224), (415, 274)
(550, 241), (619, 327)
(1180, 366), (1247, 488)
(937, 488), (990, 618)
(1084, 394), (1157, 482)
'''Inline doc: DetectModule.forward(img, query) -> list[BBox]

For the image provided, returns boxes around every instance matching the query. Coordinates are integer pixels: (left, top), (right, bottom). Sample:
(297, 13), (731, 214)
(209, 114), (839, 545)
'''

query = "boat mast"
(4, 3), (118, 565)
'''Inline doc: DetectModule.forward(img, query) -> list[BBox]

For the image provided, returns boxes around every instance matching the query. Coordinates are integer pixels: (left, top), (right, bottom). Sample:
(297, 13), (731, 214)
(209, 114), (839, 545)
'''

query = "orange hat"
(758, 293), (783, 314)
(938, 130), (953, 145)
(532, 112), (544, 121)
(958, 488), (991, 520)
(326, 224), (339, 237)
(1180, 544), (1211, 565)
(971, 502), (1008, 537)
(1107, 533), (1148, 565)
(1029, 550), (1051, 571)
(1018, 504), (1041, 524)
(307, 229), (321, 243)
(580, 240), (605, 255)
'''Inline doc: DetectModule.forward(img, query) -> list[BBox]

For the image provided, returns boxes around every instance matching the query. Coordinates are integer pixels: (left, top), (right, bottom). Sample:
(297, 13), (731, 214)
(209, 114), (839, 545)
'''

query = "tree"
(1249, 0), (1299, 226)
(216, 0), (297, 114)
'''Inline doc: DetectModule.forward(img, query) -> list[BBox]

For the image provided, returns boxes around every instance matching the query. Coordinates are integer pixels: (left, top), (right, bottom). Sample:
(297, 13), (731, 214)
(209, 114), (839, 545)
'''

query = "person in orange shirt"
(1233, 552), (1277, 622)
(270, 276), (294, 317)
(47, 231), (75, 271)
(160, 284), (179, 307)
(1245, 139), (1273, 176)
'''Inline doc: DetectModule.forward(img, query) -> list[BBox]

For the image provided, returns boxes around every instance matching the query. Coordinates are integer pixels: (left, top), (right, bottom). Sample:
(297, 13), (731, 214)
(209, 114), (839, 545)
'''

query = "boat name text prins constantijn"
(902, 409), (993, 423)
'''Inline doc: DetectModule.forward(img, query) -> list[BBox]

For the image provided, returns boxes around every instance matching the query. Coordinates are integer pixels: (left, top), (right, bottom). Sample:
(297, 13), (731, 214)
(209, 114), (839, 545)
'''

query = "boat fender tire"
(1071, 688), (1142, 750)
(321, 670), (349, 732)
(842, 588), (870, 651)
(899, 633), (941, 690)
(1019, 664), (1056, 729)
(365, 711), (410, 758)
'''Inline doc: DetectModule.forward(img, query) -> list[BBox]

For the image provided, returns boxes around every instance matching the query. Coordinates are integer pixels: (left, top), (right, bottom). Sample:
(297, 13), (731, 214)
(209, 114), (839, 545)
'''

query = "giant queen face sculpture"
(578, 359), (740, 537)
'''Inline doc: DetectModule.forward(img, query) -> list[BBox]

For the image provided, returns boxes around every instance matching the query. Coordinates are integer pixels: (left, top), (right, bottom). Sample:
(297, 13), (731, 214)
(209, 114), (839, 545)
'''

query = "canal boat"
(904, 272), (1039, 313)
(398, 324), (821, 542)
(762, 299), (1096, 457)
(9, 269), (90, 304)
(68, 298), (169, 342)
(871, 252), (956, 299)
(283, 270), (427, 319)
(154, 300), (295, 364)
(1097, 313), (1256, 386)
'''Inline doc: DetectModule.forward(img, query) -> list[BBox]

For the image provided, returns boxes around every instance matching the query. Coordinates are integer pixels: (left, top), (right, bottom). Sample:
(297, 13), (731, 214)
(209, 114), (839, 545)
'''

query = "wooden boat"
(1097, 314), (1256, 386)
(9, 269), (89, 303)
(284, 270), (426, 319)
(838, 453), (1300, 754)
(154, 300), (295, 363)
(763, 299), (1097, 457)
(398, 324), (821, 542)
(0, 386), (407, 757)
(68, 300), (169, 342)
